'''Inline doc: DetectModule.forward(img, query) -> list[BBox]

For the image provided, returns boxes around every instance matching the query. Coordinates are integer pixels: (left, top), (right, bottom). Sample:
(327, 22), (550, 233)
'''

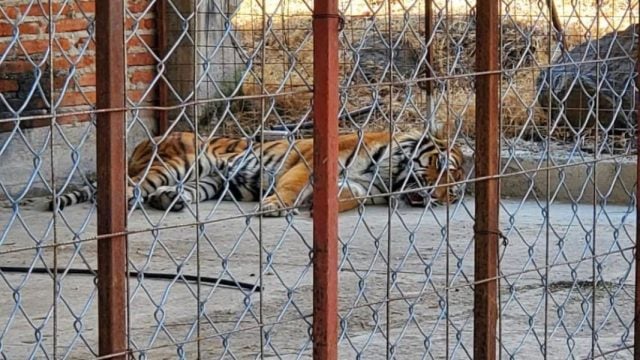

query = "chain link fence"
(0, 0), (637, 358)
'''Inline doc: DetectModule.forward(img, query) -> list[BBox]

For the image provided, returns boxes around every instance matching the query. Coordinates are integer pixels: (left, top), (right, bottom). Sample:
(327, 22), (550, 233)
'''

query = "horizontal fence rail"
(0, 1), (637, 359)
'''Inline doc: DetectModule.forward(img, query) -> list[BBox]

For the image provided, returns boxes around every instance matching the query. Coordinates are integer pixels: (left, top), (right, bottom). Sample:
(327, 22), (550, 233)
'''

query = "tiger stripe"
(51, 131), (465, 215)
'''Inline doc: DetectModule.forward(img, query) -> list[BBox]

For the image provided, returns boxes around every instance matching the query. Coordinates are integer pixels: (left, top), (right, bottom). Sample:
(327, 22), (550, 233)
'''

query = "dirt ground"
(0, 194), (636, 359)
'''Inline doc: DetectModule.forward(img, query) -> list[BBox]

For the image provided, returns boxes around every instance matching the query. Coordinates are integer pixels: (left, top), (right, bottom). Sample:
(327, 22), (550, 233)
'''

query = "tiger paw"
(148, 187), (191, 211)
(259, 196), (299, 217)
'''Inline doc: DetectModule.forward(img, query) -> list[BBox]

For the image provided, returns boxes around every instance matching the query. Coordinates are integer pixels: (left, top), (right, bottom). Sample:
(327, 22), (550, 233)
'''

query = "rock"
(536, 24), (638, 132)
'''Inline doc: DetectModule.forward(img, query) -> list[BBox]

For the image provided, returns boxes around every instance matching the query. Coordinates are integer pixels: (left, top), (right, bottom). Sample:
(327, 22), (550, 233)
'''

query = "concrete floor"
(0, 193), (636, 359)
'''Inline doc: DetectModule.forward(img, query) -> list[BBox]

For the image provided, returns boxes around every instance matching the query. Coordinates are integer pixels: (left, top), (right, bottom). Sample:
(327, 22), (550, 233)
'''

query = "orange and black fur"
(51, 131), (465, 215)
(49, 132), (250, 211)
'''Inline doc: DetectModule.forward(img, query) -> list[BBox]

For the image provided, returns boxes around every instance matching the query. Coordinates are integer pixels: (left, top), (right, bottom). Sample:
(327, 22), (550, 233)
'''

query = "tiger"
(49, 132), (251, 211)
(50, 131), (466, 216)
(143, 130), (466, 216)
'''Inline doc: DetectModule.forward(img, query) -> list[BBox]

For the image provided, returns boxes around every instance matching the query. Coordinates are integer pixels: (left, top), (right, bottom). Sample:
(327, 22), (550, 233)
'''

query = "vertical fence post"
(424, 0), (434, 118)
(312, 1), (340, 359)
(156, 0), (169, 134)
(634, 5), (640, 358)
(474, 1), (500, 359)
(95, 1), (128, 359)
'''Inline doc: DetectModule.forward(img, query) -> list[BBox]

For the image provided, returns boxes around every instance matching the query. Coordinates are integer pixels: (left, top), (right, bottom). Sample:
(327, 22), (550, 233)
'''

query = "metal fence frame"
(95, 1), (127, 358)
(0, 0), (638, 358)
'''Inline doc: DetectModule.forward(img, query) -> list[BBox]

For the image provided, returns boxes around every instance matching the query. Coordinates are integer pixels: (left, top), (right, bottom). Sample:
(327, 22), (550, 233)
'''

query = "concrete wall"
(460, 148), (637, 206)
(165, 0), (243, 129)
(0, 115), (154, 201)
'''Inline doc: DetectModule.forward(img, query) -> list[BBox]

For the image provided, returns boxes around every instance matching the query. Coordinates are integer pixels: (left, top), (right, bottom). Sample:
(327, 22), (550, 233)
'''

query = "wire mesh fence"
(0, 0), (637, 359)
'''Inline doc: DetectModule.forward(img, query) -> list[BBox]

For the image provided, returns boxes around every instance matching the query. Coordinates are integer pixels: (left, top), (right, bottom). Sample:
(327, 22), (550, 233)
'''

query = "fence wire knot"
(0, 0), (637, 359)
(473, 225), (508, 245)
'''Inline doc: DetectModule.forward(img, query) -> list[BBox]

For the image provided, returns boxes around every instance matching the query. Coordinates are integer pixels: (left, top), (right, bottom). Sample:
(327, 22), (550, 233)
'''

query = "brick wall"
(0, 0), (158, 132)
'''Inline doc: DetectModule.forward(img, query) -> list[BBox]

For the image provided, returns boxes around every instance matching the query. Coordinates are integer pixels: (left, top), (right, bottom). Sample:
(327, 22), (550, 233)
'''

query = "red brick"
(13, 39), (50, 54)
(0, 3), (87, 19)
(128, 52), (156, 66)
(0, 23), (17, 36)
(0, 2), (92, 21)
(18, 22), (42, 34)
(2, 7), (19, 20)
(72, 72), (95, 87)
(20, 3), (67, 17)
(128, 1), (155, 14)
(128, 89), (157, 103)
(76, 37), (96, 51)
(126, 18), (156, 30)
(140, 18), (156, 30)
(0, 79), (19, 92)
(0, 21), (44, 36)
(76, 72), (95, 86)
(77, 2), (95, 14)
(130, 69), (155, 84)
(127, 34), (156, 49)
(55, 18), (90, 33)
(0, 43), (17, 55)
(58, 91), (96, 106)
(53, 76), (66, 88)
(0, 61), (38, 73)
(0, 38), (67, 55)
(53, 38), (74, 52)
(21, 4), (48, 17)
(53, 55), (95, 70)
(54, 72), (95, 88)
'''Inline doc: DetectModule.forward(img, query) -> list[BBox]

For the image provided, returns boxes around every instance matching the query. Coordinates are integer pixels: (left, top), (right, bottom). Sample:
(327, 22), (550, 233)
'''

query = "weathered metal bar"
(156, 0), (169, 134)
(95, 1), (128, 359)
(312, 1), (340, 359)
(474, 1), (500, 359)
(423, 0), (433, 97)
(634, 4), (640, 359)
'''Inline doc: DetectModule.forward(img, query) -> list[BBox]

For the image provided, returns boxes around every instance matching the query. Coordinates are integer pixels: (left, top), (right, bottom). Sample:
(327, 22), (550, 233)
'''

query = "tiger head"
(403, 137), (466, 207)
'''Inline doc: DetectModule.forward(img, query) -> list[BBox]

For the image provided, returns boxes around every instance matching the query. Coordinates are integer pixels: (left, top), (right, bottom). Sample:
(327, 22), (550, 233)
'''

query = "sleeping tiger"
(50, 132), (250, 211)
(50, 131), (466, 216)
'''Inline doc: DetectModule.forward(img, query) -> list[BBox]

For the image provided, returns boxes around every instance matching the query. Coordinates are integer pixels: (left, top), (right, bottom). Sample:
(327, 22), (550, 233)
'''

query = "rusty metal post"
(312, 1), (340, 359)
(156, 0), (169, 134)
(418, 0), (436, 127)
(474, 1), (500, 359)
(636, 127), (640, 360)
(636, 138), (640, 358)
(634, 5), (640, 359)
(95, 1), (128, 359)
(424, 0), (434, 116)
